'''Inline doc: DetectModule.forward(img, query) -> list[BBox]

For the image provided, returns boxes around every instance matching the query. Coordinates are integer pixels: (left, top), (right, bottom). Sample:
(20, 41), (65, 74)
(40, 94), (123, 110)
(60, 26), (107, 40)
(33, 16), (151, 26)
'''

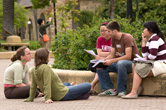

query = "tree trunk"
(2, 0), (14, 39)
(127, 0), (133, 21)
(110, 0), (115, 19)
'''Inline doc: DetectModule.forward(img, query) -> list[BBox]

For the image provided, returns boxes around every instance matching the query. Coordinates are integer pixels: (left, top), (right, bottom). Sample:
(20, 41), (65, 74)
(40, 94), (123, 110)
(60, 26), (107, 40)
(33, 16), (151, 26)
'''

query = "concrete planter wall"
(29, 68), (166, 96)
(52, 69), (166, 96)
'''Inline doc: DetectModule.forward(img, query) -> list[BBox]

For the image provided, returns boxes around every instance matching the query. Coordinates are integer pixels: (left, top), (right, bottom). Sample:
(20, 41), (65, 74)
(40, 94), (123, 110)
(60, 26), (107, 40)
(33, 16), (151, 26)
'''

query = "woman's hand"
(142, 33), (148, 47)
(142, 33), (148, 42)
(45, 99), (53, 104)
(48, 17), (52, 22)
(26, 82), (31, 85)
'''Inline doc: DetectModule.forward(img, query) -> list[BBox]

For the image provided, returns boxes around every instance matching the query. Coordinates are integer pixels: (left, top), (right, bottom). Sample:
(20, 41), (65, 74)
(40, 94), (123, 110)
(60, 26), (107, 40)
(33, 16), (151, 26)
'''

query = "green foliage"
(22, 41), (40, 50)
(56, 0), (80, 31)
(0, 1), (29, 36)
(31, 0), (56, 9)
(78, 10), (94, 28)
(52, 14), (166, 70)
(14, 3), (29, 29)
(96, 0), (110, 18)
(52, 0), (166, 70)
(97, 0), (166, 24)
(52, 17), (110, 70)
(96, 0), (166, 37)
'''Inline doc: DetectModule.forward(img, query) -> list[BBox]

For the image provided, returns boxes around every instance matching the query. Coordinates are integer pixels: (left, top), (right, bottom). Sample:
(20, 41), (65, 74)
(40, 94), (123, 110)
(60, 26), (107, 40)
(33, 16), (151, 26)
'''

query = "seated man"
(97, 21), (139, 97)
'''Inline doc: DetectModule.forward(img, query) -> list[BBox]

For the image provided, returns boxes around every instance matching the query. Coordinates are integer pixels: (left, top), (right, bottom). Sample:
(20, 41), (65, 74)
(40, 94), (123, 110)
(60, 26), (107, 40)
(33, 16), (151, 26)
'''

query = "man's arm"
(104, 47), (116, 60)
(104, 47), (132, 66)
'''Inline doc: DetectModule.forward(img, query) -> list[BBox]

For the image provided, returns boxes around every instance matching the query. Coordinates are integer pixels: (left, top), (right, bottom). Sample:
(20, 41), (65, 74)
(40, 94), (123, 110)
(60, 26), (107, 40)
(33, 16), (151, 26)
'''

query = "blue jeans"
(61, 82), (91, 101)
(97, 60), (132, 93)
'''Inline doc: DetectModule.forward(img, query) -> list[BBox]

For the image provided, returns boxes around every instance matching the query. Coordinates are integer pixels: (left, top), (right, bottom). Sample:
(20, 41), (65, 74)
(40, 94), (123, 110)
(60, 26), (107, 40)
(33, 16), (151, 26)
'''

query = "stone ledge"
(1, 43), (30, 46)
(52, 69), (166, 96)
(0, 51), (54, 59)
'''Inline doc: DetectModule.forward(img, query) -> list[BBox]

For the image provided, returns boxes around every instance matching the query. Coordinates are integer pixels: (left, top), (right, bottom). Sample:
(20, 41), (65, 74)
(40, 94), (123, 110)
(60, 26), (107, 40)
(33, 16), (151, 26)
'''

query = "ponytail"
(144, 21), (165, 43)
(11, 54), (18, 62)
(158, 31), (165, 42)
(10, 46), (27, 62)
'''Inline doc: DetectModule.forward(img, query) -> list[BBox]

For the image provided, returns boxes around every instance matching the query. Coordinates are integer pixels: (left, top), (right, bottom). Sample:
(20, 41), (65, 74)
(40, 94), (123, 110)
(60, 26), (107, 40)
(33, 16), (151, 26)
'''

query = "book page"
(84, 50), (96, 56)
(134, 54), (147, 62)
(92, 59), (104, 68)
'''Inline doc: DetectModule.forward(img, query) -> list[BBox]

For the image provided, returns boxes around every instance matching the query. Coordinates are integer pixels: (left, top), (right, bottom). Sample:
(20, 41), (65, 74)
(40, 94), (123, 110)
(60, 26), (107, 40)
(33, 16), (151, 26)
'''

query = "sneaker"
(98, 89), (117, 96)
(117, 92), (126, 97)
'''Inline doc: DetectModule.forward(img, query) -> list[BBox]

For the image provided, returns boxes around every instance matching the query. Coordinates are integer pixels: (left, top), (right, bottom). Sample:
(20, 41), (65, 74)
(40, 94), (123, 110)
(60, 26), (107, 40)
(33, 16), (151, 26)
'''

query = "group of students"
(3, 20), (166, 104)
(89, 20), (166, 98)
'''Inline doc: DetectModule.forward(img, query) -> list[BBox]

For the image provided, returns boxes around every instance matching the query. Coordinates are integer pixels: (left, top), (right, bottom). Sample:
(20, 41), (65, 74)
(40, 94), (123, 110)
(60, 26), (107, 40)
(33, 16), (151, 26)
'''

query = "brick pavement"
(0, 59), (166, 110)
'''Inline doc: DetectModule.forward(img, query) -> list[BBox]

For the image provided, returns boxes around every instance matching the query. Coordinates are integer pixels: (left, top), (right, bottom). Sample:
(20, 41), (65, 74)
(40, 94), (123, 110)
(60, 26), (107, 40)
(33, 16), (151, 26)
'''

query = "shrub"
(22, 40), (40, 50)
(78, 10), (95, 28)
(52, 17), (110, 70)
(52, 15), (166, 70)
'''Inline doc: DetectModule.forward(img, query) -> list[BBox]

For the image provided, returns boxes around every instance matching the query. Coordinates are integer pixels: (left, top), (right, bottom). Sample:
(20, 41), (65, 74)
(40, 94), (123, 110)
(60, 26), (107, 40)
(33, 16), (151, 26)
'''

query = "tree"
(31, 0), (56, 9)
(2, 0), (14, 39)
(56, 0), (80, 31)
(0, 0), (3, 38)
(14, 3), (29, 29)
(31, 0), (57, 36)
(110, 0), (115, 19)
(127, 0), (133, 21)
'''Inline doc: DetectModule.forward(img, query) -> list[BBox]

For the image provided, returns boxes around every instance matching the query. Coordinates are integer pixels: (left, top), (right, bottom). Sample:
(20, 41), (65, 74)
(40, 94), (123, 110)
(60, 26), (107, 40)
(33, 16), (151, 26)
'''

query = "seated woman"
(122, 21), (166, 99)
(88, 22), (111, 92)
(4, 46), (41, 99)
(24, 48), (91, 104)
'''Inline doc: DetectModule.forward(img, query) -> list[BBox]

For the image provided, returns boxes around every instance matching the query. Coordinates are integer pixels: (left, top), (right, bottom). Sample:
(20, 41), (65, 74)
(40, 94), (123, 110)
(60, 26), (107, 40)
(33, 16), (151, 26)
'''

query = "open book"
(90, 59), (104, 68)
(84, 49), (105, 68)
(134, 54), (147, 62)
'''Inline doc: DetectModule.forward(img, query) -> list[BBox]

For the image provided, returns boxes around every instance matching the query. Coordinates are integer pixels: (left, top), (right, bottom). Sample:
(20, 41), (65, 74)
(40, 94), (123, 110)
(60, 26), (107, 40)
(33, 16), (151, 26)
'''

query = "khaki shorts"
(152, 61), (166, 77)
(39, 38), (48, 49)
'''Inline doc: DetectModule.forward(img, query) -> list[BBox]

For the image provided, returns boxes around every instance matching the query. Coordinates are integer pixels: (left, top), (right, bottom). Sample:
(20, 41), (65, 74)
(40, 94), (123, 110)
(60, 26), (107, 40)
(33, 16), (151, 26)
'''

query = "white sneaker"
(98, 89), (117, 96)
(117, 92), (126, 97)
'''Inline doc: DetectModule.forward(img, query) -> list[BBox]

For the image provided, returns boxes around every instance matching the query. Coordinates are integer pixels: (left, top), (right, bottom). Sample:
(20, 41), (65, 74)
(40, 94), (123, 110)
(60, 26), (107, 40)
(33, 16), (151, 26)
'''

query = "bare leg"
(124, 64), (154, 97)
(91, 73), (99, 91)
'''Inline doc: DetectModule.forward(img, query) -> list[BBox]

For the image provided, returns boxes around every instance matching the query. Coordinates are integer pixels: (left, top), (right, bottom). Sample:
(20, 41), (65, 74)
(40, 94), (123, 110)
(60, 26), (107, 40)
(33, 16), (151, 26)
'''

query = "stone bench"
(1, 43), (30, 51)
(1, 35), (30, 51)
(52, 69), (166, 96)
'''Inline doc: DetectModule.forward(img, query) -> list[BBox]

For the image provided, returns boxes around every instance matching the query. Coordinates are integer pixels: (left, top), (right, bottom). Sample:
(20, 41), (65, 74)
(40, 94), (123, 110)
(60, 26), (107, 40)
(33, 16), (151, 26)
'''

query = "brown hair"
(11, 46), (27, 62)
(107, 21), (121, 31)
(35, 48), (49, 67)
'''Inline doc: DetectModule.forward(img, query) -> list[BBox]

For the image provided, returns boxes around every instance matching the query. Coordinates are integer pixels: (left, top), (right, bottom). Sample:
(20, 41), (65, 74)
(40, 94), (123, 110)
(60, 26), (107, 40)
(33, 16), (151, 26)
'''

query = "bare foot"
(71, 82), (74, 86)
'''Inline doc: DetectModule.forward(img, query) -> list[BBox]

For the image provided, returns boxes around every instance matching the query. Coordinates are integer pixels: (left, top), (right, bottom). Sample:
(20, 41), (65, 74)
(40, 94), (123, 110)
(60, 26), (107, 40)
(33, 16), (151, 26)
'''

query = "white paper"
(134, 54), (147, 62)
(92, 59), (104, 68)
(84, 50), (96, 56)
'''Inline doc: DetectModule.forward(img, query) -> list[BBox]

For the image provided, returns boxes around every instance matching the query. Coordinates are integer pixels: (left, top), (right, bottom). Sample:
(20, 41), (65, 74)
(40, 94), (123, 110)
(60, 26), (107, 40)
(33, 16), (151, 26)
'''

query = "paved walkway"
(0, 59), (166, 110)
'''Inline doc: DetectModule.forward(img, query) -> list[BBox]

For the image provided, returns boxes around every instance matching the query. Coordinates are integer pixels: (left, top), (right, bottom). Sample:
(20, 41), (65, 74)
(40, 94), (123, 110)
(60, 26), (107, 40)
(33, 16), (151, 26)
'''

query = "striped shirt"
(142, 33), (166, 60)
